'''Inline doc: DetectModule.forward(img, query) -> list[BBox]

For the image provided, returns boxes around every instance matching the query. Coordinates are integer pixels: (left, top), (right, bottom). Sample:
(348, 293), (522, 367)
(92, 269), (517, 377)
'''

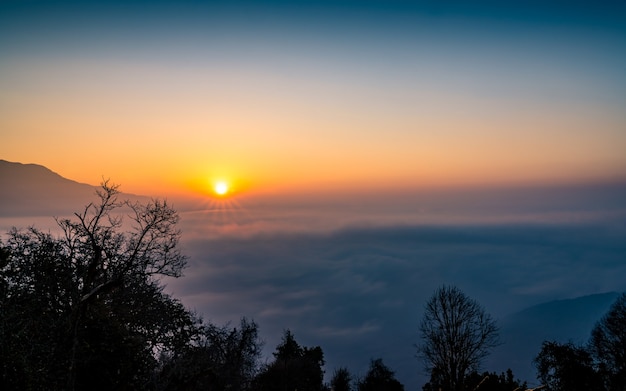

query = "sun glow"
(214, 181), (229, 196)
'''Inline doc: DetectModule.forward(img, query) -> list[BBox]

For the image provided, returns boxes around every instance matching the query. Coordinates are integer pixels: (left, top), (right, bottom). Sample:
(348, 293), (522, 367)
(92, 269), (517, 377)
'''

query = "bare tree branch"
(418, 285), (500, 391)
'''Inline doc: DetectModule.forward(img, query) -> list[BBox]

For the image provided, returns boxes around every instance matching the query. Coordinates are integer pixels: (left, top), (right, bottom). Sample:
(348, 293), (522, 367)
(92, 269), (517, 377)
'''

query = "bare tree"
(57, 181), (188, 390)
(418, 285), (500, 391)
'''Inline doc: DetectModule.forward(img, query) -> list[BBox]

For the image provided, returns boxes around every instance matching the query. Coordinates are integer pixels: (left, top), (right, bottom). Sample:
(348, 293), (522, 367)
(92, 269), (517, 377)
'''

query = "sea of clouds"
(163, 183), (626, 388)
(2, 183), (625, 388)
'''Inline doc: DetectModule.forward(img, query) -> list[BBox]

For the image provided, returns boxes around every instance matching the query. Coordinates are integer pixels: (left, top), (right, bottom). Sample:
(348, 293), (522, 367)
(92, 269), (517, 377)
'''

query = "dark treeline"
(534, 292), (626, 391)
(1, 183), (624, 391)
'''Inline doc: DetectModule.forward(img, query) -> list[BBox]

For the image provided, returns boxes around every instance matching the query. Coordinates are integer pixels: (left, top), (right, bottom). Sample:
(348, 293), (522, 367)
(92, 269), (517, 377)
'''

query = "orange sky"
(2, 3), (625, 198)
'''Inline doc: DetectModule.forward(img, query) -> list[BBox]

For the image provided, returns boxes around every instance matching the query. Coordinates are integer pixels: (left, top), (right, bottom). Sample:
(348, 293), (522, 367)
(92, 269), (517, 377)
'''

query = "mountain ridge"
(0, 159), (94, 187)
(0, 159), (145, 217)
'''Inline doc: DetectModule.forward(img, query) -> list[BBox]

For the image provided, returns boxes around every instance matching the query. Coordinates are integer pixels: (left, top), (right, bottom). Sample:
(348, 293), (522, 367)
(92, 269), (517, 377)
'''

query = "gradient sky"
(2, 0), (626, 197)
(2, 2), (626, 388)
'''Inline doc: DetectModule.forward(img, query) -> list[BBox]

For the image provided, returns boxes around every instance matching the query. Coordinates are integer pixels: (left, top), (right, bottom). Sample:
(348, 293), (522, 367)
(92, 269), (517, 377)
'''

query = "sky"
(2, 0), (626, 389)
(2, 0), (626, 197)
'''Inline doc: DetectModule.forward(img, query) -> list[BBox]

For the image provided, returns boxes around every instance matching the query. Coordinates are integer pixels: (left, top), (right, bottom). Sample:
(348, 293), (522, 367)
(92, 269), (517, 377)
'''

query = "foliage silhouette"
(156, 318), (262, 391)
(254, 329), (326, 391)
(459, 369), (526, 391)
(331, 367), (353, 391)
(534, 341), (602, 391)
(590, 292), (626, 391)
(533, 293), (626, 391)
(357, 358), (405, 391)
(0, 182), (196, 390)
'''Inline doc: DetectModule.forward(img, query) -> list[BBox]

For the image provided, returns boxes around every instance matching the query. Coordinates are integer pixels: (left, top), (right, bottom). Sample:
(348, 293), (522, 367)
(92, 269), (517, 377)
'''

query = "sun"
(214, 181), (229, 196)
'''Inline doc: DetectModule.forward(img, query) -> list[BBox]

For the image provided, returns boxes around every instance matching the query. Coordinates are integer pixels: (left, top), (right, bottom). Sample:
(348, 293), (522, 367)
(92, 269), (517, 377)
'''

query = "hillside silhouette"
(0, 159), (146, 216)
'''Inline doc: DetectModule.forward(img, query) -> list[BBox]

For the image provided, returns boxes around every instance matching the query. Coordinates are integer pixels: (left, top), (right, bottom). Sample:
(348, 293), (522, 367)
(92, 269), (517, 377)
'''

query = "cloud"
(164, 219), (626, 389)
(314, 321), (381, 338)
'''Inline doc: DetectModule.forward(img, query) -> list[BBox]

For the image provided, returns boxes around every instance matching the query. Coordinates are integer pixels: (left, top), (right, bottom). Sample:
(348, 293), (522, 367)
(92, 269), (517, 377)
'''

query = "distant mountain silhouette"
(487, 292), (621, 384)
(0, 159), (144, 217)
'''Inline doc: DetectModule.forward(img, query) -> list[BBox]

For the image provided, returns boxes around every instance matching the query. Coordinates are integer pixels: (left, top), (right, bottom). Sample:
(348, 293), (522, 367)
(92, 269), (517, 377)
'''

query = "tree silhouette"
(590, 292), (626, 391)
(254, 329), (326, 391)
(0, 182), (197, 390)
(357, 358), (405, 391)
(532, 293), (626, 391)
(417, 285), (500, 391)
(534, 341), (602, 391)
(331, 367), (353, 391)
(461, 369), (527, 391)
(157, 318), (263, 391)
